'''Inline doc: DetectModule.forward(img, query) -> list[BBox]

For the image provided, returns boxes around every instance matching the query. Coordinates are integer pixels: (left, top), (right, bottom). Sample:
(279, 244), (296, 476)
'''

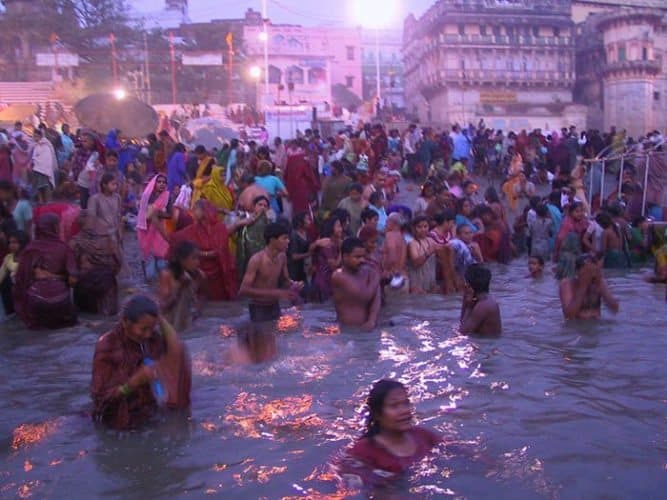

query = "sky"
(135, 0), (434, 28)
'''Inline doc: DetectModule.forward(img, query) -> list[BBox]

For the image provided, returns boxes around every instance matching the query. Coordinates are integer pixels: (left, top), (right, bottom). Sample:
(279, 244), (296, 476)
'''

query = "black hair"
(341, 236), (364, 255)
(535, 204), (549, 218)
(264, 222), (289, 244)
(8, 230), (29, 252)
(595, 211), (613, 229)
(169, 240), (199, 279)
(369, 191), (384, 206)
(528, 195), (542, 210)
(252, 195), (270, 207)
(484, 186), (500, 204)
(465, 264), (492, 294)
(330, 208), (350, 226)
(433, 209), (455, 225)
(292, 212), (308, 230)
(123, 295), (159, 323)
(106, 150), (119, 159)
(529, 255), (545, 266)
(411, 214), (430, 228)
(194, 144), (207, 155)
(348, 182), (363, 194)
(99, 172), (116, 193)
(321, 215), (342, 238)
(457, 223), (473, 235)
(361, 208), (379, 223)
(568, 201), (584, 214)
(632, 216), (647, 227)
(364, 379), (407, 437)
(420, 181), (434, 197)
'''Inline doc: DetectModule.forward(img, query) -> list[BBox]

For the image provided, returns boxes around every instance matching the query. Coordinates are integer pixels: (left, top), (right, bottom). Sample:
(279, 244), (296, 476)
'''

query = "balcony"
(602, 59), (661, 76)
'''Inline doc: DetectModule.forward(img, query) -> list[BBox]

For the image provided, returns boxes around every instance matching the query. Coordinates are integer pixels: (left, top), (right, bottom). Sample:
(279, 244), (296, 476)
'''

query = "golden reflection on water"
(11, 420), (60, 450)
(224, 392), (323, 440)
(277, 311), (301, 333)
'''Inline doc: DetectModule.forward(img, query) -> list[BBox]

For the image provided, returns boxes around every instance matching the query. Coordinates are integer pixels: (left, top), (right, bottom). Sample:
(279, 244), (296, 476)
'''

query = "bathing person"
(331, 237), (381, 331)
(460, 264), (502, 335)
(159, 240), (202, 331)
(91, 295), (191, 430)
(560, 254), (619, 320)
(239, 222), (302, 322)
(528, 255), (545, 279)
(338, 379), (441, 490)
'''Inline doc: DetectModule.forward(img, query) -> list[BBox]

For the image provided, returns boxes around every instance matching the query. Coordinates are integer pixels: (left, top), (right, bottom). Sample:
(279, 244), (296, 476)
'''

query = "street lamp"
(113, 88), (127, 100)
(350, 0), (399, 114)
(249, 65), (262, 110)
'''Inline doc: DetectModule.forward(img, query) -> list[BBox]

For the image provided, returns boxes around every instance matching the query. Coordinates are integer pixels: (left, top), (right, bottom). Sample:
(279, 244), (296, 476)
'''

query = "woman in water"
(0, 230), (28, 317)
(159, 240), (202, 331)
(408, 215), (439, 294)
(91, 295), (191, 430)
(13, 213), (78, 329)
(137, 174), (171, 281)
(310, 215), (343, 302)
(339, 379), (441, 490)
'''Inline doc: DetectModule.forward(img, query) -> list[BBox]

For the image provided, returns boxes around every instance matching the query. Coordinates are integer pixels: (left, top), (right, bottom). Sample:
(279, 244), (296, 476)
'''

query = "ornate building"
(403, 0), (585, 131)
(576, 8), (667, 137)
(404, 0), (667, 136)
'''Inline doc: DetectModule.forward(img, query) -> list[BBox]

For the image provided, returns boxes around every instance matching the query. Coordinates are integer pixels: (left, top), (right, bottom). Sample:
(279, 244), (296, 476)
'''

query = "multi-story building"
(243, 10), (363, 110)
(404, 0), (667, 136)
(575, 4), (667, 137)
(361, 28), (405, 110)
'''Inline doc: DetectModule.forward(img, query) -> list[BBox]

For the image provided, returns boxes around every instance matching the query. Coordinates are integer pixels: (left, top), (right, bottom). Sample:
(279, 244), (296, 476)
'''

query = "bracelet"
(119, 384), (131, 397)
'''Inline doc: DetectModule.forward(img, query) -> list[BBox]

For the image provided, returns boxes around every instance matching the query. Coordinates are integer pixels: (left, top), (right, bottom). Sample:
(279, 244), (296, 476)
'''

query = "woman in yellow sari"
(191, 145), (215, 207)
(202, 165), (234, 212)
(502, 153), (524, 211)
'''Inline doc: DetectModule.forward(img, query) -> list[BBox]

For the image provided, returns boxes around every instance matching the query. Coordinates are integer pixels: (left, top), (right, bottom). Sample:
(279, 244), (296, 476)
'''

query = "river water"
(1, 255), (666, 498)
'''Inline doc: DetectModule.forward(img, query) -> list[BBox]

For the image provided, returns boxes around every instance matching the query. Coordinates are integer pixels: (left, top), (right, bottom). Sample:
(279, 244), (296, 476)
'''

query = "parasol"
(73, 93), (158, 138)
(178, 117), (239, 150)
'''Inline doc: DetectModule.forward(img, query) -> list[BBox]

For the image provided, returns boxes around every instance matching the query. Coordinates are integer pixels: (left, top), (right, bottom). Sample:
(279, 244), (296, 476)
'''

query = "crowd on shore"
(0, 117), (665, 491)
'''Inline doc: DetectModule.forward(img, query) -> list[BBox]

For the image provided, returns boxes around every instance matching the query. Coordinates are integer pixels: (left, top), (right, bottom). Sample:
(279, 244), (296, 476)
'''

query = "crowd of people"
(0, 115), (665, 492)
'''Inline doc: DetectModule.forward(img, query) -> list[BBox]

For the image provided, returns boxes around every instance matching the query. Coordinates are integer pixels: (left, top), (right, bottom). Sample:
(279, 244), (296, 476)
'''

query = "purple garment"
(311, 245), (339, 302)
(167, 151), (187, 192)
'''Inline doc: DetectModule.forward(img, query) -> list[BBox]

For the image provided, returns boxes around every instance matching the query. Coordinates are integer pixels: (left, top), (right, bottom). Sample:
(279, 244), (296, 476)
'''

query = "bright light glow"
(350, 0), (399, 29)
(249, 66), (262, 79)
(113, 88), (126, 100)
(258, 31), (268, 42)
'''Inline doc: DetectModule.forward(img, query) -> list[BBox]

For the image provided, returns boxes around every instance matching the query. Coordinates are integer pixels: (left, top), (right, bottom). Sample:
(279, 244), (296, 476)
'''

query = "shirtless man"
(560, 254), (619, 320)
(362, 171), (387, 205)
(239, 222), (303, 322)
(332, 238), (381, 331)
(383, 212), (407, 282)
(460, 264), (502, 335)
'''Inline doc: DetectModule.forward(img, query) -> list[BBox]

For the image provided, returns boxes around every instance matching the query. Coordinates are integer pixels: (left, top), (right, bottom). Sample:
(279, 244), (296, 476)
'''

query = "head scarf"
(136, 174), (168, 231)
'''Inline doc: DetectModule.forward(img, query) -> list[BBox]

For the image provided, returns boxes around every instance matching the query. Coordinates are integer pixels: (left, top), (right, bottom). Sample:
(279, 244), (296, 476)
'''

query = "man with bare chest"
(332, 238), (381, 331)
(460, 264), (502, 336)
(239, 223), (302, 322)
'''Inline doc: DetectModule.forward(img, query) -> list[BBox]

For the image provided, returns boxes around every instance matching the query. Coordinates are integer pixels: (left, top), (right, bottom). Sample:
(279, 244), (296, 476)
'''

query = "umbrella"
(178, 117), (239, 150)
(73, 93), (158, 138)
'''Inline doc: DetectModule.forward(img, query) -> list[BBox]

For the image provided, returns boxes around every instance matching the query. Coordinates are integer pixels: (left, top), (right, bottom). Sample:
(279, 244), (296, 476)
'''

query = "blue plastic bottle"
(143, 357), (167, 405)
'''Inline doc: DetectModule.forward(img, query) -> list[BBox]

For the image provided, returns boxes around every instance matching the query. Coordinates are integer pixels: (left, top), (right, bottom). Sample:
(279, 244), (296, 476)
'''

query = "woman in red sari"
(283, 141), (319, 215)
(170, 200), (239, 301)
(475, 205), (512, 264)
(13, 213), (78, 329)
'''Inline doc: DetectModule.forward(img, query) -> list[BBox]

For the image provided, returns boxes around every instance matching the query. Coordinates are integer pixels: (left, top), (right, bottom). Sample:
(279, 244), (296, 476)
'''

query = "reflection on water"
(0, 260), (666, 497)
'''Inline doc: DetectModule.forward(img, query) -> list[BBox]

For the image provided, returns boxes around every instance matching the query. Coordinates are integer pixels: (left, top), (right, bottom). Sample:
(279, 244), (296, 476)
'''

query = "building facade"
(403, 0), (585, 131)
(243, 10), (363, 110)
(575, 7), (667, 137)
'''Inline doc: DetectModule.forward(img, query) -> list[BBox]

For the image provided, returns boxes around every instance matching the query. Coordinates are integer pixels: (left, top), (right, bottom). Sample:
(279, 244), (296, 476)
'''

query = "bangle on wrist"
(119, 384), (131, 397)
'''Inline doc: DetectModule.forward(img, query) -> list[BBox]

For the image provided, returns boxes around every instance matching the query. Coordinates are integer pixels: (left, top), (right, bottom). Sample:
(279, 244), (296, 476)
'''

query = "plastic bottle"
(143, 357), (167, 405)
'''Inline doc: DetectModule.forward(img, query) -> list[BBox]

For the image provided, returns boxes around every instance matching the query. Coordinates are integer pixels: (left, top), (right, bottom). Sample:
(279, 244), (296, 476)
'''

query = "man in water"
(460, 264), (502, 335)
(559, 254), (619, 320)
(239, 222), (302, 322)
(332, 237), (381, 331)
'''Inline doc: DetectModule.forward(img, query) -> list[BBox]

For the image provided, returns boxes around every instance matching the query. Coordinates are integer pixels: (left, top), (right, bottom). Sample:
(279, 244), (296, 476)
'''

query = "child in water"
(338, 379), (441, 491)
(528, 255), (545, 279)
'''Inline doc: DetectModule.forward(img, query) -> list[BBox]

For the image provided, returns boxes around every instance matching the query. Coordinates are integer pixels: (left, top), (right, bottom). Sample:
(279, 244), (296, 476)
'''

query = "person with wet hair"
(331, 237), (381, 330)
(91, 295), (192, 430)
(159, 240), (202, 331)
(239, 222), (303, 322)
(338, 379), (441, 489)
(560, 253), (619, 320)
(460, 264), (502, 335)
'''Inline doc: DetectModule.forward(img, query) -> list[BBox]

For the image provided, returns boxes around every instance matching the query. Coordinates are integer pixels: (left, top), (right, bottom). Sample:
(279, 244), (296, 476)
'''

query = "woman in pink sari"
(137, 174), (171, 281)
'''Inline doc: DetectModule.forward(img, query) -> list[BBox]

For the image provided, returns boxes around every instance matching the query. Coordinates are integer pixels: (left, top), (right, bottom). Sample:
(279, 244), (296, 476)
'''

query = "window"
(532, 26), (539, 37)
(345, 76), (354, 88)
(460, 59), (466, 70)
(493, 25), (502, 37)
(654, 91), (660, 101)
(553, 27), (560, 37)
(642, 47), (648, 61)
(458, 24), (465, 36)
(618, 46), (626, 61)
(480, 25), (487, 36)
(346, 46), (355, 61)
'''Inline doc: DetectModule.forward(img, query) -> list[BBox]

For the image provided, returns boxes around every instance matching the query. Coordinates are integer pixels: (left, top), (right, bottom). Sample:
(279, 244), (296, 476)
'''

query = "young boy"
(528, 255), (545, 279)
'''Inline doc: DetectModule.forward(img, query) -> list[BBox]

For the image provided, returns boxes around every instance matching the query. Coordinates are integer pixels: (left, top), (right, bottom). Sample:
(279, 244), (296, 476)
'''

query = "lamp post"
(250, 65), (262, 111)
(260, 0), (270, 118)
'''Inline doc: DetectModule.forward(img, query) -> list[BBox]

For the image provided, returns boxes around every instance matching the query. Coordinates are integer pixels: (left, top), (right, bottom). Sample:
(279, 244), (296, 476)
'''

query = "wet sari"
(237, 214), (268, 280)
(191, 156), (215, 207)
(91, 322), (191, 430)
(201, 166), (234, 212)
(137, 175), (170, 260)
(13, 214), (77, 329)
(170, 202), (237, 301)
